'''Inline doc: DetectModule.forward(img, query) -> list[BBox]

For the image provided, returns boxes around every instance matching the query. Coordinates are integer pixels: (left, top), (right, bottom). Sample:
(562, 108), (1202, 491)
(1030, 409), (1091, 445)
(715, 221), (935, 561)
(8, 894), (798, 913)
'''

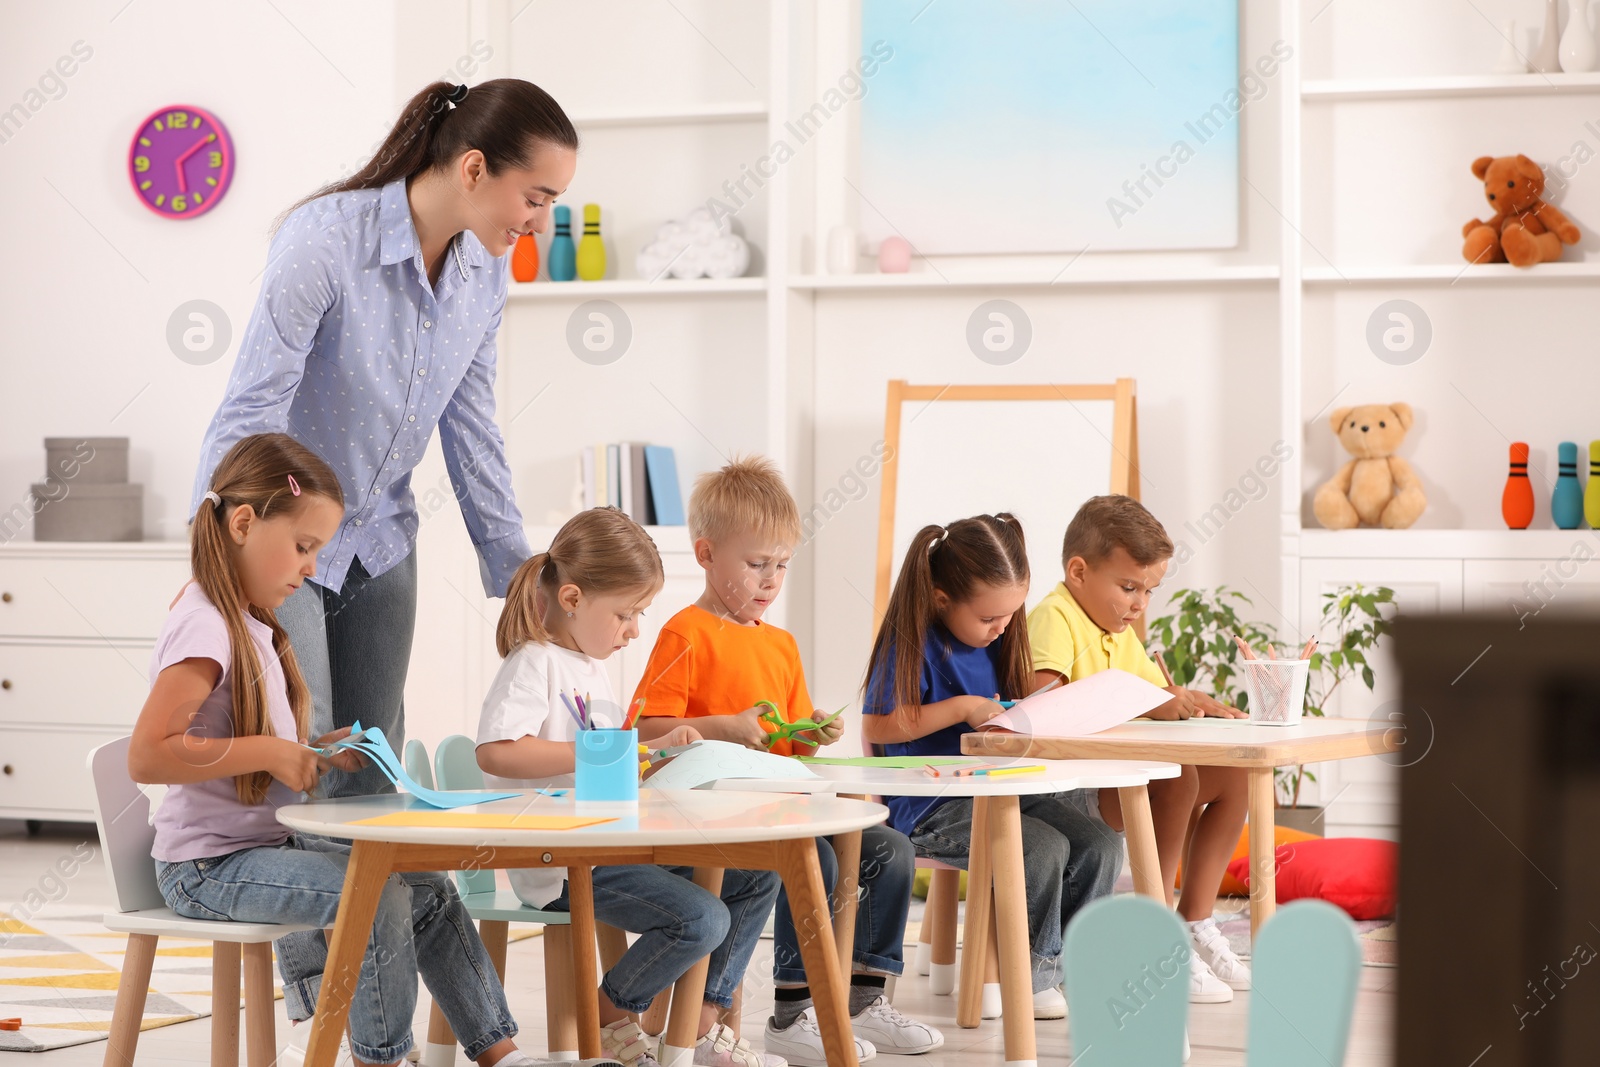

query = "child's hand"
(730, 705), (775, 749)
(310, 727), (370, 773)
(814, 711), (846, 746)
(1186, 689), (1246, 719)
(269, 738), (326, 794)
(964, 695), (1005, 729)
(658, 725), (703, 750)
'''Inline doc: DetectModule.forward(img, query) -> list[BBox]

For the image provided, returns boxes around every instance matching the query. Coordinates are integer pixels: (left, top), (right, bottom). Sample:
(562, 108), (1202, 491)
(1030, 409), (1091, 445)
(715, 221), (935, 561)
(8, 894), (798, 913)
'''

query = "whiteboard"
(874, 382), (1138, 617)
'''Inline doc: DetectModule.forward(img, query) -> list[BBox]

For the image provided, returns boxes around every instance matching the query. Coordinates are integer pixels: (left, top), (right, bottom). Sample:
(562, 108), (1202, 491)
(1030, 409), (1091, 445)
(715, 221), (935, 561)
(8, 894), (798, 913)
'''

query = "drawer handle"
(0, 679), (9, 690)
(2, 765), (11, 776)
(0, 592), (10, 603)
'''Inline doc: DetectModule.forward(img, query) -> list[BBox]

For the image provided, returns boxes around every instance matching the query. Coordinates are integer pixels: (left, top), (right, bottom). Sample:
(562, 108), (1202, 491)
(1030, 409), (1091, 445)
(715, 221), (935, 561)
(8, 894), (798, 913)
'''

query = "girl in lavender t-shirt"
(129, 433), (549, 1067)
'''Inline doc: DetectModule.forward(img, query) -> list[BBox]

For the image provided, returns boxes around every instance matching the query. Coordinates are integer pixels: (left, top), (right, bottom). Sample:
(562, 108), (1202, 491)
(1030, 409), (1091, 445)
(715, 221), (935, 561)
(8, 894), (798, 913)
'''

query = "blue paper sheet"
(314, 722), (522, 809)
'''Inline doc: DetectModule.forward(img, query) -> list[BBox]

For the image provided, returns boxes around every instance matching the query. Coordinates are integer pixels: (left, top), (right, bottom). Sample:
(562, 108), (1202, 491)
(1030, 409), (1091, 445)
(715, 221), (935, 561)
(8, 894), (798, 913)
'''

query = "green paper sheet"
(795, 756), (971, 768)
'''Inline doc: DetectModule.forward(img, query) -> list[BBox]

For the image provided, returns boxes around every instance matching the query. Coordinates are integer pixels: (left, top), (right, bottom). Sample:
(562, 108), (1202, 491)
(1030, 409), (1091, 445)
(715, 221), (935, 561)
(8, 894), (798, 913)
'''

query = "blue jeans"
(908, 790), (1122, 993)
(546, 865), (731, 1013)
(667, 866), (780, 1009)
(278, 552), (417, 798)
(772, 825), (912, 984)
(156, 834), (515, 1064)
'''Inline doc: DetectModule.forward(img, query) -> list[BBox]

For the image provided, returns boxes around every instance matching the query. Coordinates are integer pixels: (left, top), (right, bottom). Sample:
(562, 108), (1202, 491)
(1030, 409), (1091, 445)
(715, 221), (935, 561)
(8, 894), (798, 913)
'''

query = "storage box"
(575, 728), (640, 804)
(44, 437), (129, 486)
(30, 483), (144, 542)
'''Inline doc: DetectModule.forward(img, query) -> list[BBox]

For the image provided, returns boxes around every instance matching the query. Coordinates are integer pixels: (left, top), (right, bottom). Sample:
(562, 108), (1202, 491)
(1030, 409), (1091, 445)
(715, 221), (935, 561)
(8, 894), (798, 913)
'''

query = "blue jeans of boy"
(546, 864), (732, 1013)
(772, 825), (913, 985)
(908, 789), (1122, 992)
(156, 834), (515, 1064)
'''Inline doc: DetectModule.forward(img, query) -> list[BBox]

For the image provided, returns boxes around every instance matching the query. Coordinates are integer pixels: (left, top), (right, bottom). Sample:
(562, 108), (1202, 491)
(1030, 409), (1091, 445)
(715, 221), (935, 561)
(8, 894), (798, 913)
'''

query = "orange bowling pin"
(1502, 442), (1535, 529)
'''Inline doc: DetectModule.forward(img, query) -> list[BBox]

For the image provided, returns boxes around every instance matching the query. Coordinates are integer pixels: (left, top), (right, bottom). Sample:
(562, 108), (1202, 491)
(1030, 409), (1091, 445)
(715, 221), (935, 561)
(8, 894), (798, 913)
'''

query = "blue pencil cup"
(576, 729), (639, 804)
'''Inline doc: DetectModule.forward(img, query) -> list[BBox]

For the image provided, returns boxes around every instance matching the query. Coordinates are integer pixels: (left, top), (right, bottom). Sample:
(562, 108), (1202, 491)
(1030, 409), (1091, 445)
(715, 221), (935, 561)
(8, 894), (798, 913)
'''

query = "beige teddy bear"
(1313, 403), (1427, 529)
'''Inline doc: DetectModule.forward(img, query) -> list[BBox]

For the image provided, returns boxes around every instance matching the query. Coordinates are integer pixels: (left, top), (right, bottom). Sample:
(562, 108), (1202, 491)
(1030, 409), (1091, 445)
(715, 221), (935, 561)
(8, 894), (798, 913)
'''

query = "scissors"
(756, 701), (846, 749)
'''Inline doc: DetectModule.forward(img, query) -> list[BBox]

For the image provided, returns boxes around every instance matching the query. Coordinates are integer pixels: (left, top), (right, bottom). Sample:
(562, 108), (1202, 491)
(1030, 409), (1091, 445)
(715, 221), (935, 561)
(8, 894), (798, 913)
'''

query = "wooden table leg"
(1118, 784), (1165, 900)
(241, 941), (276, 1067)
(662, 868), (724, 1067)
(927, 867), (960, 995)
(832, 815), (865, 991)
(305, 840), (396, 1067)
(987, 795), (1038, 1067)
(209, 940), (239, 1067)
(1246, 767), (1277, 942)
(104, 931), (157, 1067)
(774, 839), (858, 1067)
(566, 865), (602, 1059)
(957, 796), (994, 1029)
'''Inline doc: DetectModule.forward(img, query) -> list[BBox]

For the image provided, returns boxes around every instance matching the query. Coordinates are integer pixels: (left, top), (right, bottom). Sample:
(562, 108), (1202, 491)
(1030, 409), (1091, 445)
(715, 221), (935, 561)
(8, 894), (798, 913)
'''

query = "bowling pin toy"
(547, 204), (576, 281)
(1553, 441), (1584, 529)
(1502, 442), (1535, 529)
(1586, 441), (1600, 529)
(577, 203), (607, 281)
(511, 232), (539, 283)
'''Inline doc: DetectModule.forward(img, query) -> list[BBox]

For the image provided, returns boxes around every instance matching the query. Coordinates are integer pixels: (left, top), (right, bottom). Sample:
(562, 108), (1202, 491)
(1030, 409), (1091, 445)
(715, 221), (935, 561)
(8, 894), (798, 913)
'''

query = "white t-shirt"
(475, 639), (615, 907)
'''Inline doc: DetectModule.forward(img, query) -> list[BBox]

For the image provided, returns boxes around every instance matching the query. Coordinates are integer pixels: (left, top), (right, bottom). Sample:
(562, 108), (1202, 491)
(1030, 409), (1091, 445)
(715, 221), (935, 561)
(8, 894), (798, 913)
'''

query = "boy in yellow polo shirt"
(1027, 494), (1252, 1003)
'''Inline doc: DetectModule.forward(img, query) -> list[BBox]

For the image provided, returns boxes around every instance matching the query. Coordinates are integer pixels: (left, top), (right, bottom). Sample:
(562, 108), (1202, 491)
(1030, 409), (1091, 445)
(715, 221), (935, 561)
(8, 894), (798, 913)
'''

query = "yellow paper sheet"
(351, 811), (617, 830)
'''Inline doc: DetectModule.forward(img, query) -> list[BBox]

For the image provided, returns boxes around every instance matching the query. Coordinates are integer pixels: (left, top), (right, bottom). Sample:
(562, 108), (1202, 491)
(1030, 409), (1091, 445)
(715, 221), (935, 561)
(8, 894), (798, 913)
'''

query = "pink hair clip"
(287, 474), (301, 497)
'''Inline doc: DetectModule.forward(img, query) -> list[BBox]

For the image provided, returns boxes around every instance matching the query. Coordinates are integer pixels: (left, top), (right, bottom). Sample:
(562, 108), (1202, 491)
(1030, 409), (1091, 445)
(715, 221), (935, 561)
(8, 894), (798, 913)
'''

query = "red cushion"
(1225, 836), (1397, 920)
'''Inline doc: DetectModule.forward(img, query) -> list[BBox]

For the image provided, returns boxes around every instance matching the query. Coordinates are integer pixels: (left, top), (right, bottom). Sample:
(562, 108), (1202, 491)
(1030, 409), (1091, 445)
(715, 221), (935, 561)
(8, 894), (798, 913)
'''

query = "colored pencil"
(1153, 651), (1176, 687)
(977, 765), (1046, 778)
(559, 691), (587, 730)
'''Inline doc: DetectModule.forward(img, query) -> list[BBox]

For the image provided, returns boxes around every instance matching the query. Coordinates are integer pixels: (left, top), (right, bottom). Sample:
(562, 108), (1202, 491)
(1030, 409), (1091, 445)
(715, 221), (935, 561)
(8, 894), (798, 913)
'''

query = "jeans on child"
(908, 789), (1122, 993)
(156, 834), (515, 1064)
(771, 825), (913, 985)
(655, 866), (781, 1009)
(545, 864), (732, 1013)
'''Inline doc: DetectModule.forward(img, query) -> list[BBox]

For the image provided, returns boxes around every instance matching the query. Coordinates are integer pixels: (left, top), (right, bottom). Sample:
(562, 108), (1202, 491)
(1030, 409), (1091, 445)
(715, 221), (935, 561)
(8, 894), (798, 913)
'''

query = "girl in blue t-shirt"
(859, 513), (1123, 1020)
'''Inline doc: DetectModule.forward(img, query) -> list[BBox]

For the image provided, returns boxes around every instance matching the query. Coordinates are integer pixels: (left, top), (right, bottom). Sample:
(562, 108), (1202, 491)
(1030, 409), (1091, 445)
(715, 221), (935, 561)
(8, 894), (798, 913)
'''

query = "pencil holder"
(576, 728), (639, 804)
(1240, 660), (1310, 727)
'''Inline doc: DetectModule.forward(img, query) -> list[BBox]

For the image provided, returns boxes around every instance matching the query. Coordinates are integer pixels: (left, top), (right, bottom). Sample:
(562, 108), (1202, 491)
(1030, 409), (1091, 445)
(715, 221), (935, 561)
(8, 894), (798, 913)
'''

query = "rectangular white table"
(965, 717), (1400, 939)
(277, 789), (887, 1067)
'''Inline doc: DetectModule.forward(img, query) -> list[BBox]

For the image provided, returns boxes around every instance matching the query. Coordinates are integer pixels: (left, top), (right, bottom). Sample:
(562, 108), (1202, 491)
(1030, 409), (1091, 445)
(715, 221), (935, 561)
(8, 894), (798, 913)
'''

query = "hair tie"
(445, 83), (469, 105)
(287, 474), (301, 497)
(203, 491), (221, 507)
(928, 526), (949, 552)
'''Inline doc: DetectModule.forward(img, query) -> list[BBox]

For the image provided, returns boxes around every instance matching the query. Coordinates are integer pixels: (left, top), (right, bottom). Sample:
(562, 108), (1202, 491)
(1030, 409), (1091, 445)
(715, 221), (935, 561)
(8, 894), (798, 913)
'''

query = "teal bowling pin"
(1553, 441), (1584, 529)
(1587, 441), (1600, 529)
(547, 204), (576, 281)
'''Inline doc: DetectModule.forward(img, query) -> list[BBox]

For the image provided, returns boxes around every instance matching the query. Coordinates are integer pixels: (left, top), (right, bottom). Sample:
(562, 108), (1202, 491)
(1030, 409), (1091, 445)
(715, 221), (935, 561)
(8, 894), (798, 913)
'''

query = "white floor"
(1, 820), (1395, 1066)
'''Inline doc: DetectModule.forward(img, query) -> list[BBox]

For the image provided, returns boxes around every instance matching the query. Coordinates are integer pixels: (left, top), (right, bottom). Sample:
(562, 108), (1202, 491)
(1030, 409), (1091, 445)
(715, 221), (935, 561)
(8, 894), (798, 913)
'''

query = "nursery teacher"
(190, 79), (577, 797)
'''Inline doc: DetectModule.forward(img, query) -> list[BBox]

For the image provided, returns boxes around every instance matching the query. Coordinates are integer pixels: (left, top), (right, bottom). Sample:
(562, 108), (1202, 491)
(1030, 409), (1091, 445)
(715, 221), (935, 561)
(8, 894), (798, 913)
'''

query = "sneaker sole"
(1189, 988), (1235, 1004)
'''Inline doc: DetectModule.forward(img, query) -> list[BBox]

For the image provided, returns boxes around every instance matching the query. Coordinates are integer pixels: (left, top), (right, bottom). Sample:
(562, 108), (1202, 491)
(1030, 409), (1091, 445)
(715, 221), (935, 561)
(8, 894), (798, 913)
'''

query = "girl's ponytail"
(864, 523), (948, 719)
(496, 551), (554, 657)
(192, 434), (343, 805)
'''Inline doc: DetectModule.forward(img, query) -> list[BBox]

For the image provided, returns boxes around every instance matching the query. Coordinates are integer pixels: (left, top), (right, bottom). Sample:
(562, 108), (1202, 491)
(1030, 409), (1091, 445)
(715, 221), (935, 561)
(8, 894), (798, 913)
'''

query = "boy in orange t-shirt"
(635, 456), (943, 1067)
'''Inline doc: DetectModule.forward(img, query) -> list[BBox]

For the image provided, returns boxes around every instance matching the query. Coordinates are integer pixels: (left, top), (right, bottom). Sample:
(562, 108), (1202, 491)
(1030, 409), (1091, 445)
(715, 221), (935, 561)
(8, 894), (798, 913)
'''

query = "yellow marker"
(982, 765), (1045, 778)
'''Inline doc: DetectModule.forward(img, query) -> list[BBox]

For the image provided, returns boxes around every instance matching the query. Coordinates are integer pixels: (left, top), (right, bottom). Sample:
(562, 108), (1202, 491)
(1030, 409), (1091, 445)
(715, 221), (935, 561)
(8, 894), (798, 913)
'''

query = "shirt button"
(393, 452), (401, 460)
(354, 519), (363, 527)
(408, 415), (416, 422)
(423, 320), (432, 329)
(418, 369), (426, 376)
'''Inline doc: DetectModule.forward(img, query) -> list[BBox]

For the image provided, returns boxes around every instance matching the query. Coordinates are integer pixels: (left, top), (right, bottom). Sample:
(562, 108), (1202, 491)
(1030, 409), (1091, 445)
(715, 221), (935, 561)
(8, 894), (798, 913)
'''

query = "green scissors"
(756, 701), (847, 749)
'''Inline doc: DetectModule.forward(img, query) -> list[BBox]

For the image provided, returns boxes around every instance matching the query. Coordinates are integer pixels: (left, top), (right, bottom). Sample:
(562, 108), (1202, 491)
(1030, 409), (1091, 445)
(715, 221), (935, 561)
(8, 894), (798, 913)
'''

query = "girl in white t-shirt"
(477, 508), (781, 1067)
(130, 433), (549, 1067)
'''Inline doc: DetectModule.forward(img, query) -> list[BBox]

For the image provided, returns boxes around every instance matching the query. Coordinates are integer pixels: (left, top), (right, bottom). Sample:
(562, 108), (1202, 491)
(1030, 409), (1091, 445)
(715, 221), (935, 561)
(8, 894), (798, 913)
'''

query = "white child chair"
(87, 736), (317, 1067)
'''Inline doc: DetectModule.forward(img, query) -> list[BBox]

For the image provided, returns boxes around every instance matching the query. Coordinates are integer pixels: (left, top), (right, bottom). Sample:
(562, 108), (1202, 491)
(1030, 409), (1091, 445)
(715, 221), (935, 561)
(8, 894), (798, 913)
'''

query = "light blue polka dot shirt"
(191, 178), (531, 597)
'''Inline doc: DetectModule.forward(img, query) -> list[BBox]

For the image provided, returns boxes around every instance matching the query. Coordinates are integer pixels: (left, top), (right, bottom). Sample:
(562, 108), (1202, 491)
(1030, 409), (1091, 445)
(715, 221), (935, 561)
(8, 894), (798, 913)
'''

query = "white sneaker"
(601, 1019), (662, 1067)
(1190, 917), (1252, 991)
(279, 1030), (355, 1067)
(1032, 987), (1067, 1019)
(696, 1022), (788, 1067)
(763, 1007), (875, 1067)
(1189, 951), (1234, 1003)
(850, 995), (944, 1055)
(498, 1055), (626, 1067)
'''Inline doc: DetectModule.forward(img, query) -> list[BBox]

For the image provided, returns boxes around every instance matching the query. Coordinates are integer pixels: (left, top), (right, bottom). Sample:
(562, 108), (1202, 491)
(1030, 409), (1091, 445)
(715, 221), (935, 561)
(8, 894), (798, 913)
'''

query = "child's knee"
(681, 899), (732, 952)
(862, 828), (915, 886)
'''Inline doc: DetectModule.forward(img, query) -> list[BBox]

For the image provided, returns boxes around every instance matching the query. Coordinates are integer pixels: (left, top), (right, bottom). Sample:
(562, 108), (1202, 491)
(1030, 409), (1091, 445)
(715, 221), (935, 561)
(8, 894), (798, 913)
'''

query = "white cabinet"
(0, 542), (189, 824)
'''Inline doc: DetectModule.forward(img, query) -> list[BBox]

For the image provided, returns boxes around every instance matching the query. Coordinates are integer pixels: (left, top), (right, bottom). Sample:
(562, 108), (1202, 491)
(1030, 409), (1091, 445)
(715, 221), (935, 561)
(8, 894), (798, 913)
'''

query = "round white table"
(706, 756), (1181, 1067)
(278, 789), (887, 1067)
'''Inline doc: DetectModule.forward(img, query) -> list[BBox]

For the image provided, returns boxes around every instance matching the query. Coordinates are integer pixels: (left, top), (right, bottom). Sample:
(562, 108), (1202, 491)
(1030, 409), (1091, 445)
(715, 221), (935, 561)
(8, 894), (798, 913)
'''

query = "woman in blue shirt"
(191, 79), (577, 801)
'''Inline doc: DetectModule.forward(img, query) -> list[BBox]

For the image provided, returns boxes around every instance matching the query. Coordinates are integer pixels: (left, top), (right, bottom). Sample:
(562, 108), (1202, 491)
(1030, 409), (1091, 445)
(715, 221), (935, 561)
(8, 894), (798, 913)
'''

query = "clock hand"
(173, 133), (216, 194)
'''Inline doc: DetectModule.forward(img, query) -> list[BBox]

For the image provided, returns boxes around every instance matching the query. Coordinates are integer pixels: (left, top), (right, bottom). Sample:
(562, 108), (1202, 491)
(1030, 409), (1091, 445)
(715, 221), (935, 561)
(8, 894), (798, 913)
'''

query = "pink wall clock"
(128, 104), (235, 219)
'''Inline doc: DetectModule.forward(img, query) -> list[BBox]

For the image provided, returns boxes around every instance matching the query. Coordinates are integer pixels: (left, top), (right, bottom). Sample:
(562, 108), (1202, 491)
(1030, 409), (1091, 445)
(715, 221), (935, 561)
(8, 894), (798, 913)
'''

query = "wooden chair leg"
(544, 924), (580, 1059)
(980, 905), (1002, 1019)
(103, 932), (157, 1067)
(241, 941), (276, 1067)
(927, 867), (960, 996)
(480, 919), (511, 981)
(598, 922), (629, 974)
(642, 993), (672, 1038)
(914, 883), (935, 975)
(423, 1001), (457, 1066)
(210, 941), (240, 1067)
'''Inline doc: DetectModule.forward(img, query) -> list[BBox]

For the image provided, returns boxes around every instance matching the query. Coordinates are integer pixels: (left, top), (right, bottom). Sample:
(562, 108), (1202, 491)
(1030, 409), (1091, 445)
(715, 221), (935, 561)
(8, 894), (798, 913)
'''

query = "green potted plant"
(1148, 583), (1396, 834)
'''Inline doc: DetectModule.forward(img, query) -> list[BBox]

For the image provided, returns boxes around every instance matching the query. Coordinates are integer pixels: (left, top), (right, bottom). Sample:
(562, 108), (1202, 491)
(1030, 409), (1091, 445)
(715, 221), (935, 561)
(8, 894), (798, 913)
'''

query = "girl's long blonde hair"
(497, 507), (665, 658)
(862, 513), (1034, 719)
(191, 433), (343, 804)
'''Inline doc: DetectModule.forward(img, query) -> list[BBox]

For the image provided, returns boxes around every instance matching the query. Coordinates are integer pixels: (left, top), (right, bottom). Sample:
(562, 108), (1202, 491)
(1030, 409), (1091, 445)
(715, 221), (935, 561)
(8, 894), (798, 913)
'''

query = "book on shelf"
(578, 442), (684, 526)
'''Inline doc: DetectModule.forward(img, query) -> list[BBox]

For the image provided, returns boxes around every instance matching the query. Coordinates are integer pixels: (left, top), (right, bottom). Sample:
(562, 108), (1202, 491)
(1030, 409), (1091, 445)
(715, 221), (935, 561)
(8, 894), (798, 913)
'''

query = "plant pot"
(1275, 804), (1326, 835)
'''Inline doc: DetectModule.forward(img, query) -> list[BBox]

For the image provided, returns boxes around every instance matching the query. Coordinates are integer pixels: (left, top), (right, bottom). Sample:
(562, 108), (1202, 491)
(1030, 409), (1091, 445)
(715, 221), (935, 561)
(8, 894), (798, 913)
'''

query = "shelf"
(508, 277), (766, 300)
(789, 264), (1280, 291)
(1302, 72), (1600, 101)
(0, 541), (188, 559)
(1302, 262), (1600, 284)
(566, 102), (767, 128)
(1298, 528), (1599, 560)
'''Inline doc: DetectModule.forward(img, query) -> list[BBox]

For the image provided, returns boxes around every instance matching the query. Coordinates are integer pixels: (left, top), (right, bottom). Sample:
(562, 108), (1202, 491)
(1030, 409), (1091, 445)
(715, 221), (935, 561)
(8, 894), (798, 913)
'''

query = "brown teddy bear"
(1462, 155), (1580, 267)
(1313, 403), (1427, 529)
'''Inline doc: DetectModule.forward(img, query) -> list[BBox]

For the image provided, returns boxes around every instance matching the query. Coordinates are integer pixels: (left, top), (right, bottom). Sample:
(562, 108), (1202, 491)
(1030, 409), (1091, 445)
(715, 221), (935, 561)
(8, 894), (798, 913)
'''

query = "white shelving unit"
(507, 277), (766, 300)
(789, 264), (1281, 290)
(1302, 71), (1600, 101)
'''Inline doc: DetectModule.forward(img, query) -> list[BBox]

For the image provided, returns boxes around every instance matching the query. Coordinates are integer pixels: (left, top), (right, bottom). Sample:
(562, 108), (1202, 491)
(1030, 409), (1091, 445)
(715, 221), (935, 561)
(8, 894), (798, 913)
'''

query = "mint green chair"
(1246, 900), (1361, 1065)
(1063, 894), (1190, 1066)
(402, 738), (434, 790)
